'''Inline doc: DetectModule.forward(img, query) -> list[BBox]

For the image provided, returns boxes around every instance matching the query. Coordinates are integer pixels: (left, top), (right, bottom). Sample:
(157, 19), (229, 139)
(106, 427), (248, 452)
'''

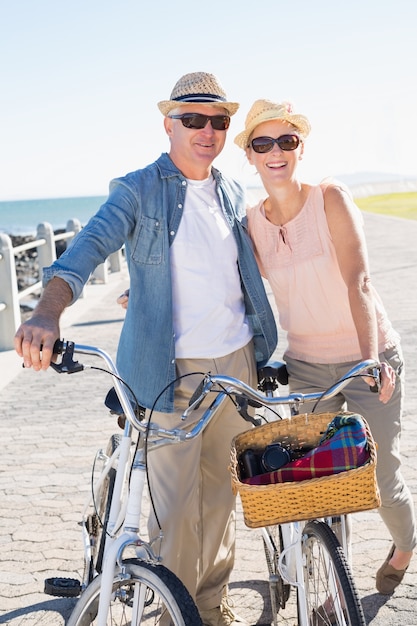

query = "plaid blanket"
(244, 414), (370, 486)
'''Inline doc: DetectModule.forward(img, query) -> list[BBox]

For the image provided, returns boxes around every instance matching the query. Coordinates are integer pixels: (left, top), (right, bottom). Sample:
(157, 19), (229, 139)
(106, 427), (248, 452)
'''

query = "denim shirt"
(43, 153), (277, 412)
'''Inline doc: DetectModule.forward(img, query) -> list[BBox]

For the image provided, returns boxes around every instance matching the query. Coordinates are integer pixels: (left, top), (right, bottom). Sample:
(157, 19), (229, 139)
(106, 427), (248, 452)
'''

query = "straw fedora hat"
(234, 99), (311, 149)
(158, 72), (239, 117)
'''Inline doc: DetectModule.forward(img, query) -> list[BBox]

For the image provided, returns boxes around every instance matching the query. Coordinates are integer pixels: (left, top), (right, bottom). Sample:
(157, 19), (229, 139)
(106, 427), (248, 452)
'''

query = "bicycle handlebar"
(49, 339), (380, 444)
(180, 360), (380, 420)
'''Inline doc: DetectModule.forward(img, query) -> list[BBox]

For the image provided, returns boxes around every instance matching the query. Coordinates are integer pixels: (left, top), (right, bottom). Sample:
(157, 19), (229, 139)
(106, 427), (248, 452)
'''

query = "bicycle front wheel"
(301, 520), (365, 626)
(67, 558), (202, 626)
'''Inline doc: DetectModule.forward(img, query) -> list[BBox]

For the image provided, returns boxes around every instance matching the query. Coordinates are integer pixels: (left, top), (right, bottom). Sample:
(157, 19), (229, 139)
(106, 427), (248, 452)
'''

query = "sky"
(1, 0), (417, 201)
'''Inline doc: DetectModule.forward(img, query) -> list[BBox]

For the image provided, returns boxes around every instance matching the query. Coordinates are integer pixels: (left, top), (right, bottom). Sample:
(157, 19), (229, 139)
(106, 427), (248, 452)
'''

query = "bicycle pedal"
(44, 576), (81, 597)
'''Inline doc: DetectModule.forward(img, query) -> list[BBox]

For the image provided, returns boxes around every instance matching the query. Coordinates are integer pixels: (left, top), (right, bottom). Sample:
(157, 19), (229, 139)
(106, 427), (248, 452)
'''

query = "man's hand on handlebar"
(14, 276), (72, 371)
(14, 313), (60, 371)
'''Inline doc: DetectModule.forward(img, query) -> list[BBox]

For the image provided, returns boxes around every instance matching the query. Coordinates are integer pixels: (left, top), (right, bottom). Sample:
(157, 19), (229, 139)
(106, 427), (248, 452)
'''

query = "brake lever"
(50, 340), (84, 374)
(188, 378), (207, 410)
(235, 396), (262, 427)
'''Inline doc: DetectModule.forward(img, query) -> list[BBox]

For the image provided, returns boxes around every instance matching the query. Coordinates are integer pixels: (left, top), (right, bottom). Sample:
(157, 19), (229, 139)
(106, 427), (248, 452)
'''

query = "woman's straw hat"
(234, 99), (311, 149)
(158, 72), (239, 117)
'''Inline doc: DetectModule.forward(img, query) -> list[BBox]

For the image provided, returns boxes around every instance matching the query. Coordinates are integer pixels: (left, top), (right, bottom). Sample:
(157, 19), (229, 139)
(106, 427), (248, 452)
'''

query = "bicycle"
(43, 339), (380, 626)
(44, 340), (203, 626)
(178, 359), (381, 626)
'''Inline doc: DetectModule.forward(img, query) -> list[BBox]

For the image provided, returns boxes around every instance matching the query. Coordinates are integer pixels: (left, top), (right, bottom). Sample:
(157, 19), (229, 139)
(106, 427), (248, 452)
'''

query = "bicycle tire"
(262, 525), (291, 615)
(87, 434), (122, 581)
(67, 557), (202, 626)
(301, 519), (365, 626)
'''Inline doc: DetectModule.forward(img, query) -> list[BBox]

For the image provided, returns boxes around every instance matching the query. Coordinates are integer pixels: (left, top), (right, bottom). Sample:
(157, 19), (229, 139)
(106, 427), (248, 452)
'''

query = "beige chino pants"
(146, 341), (257, 612)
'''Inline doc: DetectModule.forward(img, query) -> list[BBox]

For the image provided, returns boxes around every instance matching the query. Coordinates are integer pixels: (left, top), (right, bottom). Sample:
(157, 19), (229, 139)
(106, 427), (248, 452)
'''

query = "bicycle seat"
(104, 387), (146, 421)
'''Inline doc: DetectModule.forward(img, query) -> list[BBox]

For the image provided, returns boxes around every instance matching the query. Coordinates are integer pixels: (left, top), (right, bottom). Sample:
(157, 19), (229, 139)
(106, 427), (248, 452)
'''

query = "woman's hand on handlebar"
(378, 362), (396, 404)
(363, 362), (395, 404)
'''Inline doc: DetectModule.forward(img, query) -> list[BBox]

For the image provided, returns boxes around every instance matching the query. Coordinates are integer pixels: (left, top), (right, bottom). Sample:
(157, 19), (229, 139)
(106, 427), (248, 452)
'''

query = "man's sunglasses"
(169, 113), (230, 131)
(250, 134), (301, 153)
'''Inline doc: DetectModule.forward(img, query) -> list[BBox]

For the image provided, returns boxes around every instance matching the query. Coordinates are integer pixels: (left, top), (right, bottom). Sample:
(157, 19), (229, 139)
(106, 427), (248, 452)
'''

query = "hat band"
(173, 93), (227, 103)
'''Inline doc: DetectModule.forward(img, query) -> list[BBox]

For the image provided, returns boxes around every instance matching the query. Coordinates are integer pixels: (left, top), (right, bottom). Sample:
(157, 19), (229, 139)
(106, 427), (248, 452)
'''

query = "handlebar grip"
(52, 339), (64, 355)
(368, 367), (381, 393)
(38, 339), (64, 354)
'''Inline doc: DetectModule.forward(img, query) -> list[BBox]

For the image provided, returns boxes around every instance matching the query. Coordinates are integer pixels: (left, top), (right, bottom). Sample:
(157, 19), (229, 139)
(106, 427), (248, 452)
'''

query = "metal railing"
(0, 220), (124, 351)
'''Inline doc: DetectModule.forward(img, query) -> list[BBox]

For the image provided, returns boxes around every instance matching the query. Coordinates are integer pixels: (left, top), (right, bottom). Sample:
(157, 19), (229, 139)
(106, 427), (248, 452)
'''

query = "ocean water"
(0, 196), (107, 236)
(0, 190), (266, 238)
(2, 178), (417, 237)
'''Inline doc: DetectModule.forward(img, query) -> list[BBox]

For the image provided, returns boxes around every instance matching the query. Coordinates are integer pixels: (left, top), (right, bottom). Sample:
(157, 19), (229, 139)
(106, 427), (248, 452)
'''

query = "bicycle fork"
(279, 523), (311, 626)
(96, 455), (149, 626)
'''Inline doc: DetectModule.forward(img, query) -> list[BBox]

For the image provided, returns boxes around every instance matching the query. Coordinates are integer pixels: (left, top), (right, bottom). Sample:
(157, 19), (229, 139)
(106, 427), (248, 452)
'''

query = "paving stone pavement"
(0, 212), (416, 625)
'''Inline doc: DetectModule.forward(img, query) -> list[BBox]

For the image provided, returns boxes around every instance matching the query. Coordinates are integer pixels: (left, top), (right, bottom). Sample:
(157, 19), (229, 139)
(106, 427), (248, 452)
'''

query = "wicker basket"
(230, 411), (380, 528)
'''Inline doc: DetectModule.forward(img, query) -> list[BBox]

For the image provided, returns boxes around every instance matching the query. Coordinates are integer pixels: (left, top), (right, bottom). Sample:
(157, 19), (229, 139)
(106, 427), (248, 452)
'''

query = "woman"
(234, 99), (416, 595)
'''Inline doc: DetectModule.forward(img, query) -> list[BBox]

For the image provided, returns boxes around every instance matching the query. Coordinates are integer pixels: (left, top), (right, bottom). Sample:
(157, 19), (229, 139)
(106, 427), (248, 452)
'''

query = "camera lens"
(261, 444), (291, 472)
(238, 448), (261, 478)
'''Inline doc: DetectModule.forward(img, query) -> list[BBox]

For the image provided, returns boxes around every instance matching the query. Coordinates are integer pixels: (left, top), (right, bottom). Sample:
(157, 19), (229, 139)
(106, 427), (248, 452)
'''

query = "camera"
(238, 443), (293, 479)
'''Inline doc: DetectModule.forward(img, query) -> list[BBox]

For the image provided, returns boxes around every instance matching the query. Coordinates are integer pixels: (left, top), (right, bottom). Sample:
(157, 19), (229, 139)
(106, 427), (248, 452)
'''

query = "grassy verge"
(354, 192), (417, 220)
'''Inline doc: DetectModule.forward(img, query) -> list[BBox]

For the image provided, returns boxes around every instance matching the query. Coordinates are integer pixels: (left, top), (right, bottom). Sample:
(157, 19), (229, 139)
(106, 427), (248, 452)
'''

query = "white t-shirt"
(170, 175), (252, 358)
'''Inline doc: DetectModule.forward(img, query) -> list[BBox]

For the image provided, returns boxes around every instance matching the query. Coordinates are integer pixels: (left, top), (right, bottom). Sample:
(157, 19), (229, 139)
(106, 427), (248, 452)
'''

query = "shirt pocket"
(131, 215), (164, 265)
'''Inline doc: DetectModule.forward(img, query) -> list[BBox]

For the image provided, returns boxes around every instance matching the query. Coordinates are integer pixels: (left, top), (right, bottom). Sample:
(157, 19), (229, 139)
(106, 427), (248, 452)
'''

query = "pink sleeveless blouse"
(247, 185), (399, 363)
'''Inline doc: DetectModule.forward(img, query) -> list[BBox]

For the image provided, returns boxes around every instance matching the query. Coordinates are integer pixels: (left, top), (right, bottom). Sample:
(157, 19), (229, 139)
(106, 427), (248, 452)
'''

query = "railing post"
(36, 222), (56, 270)
(0, 234), (21, 350)
(93, 260), (109, 283)
(0, 217), (125, 353)
(65, 218), (82, 244)
(109, 250), (122, 272)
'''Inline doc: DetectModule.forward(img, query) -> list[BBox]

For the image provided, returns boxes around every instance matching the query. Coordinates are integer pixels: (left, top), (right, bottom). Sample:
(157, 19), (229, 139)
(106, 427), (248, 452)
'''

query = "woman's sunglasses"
(250, 134), (301, 153)
(169, 113), (230, 131)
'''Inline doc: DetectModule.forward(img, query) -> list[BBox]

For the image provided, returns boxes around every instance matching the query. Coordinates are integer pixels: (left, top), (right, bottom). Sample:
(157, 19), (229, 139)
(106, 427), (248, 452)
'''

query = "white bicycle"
(43, 340), (380, 626)
(44, 340), (203, 626)
(184, 360), (380, 626)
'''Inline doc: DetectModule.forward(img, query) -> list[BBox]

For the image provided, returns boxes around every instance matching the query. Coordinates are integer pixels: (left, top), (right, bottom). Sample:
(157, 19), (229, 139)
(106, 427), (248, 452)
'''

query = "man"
(14, 72), (277, 626)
